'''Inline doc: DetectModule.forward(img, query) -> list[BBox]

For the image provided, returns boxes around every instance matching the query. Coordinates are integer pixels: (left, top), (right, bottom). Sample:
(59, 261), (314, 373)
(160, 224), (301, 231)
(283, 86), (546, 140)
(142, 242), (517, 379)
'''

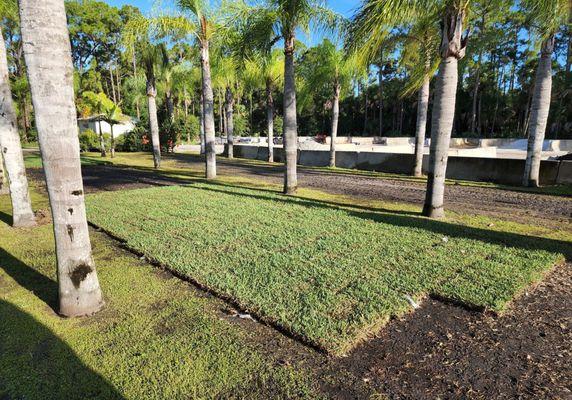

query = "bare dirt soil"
(172, 154), (572, 226)
(28, 157), (572, 399)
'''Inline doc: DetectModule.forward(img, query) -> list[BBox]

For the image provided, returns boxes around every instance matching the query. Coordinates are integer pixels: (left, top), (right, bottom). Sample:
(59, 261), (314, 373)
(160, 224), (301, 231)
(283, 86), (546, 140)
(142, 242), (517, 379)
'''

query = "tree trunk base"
(422, 205), (445, 219)
(13, 212), (37, 228)
(283, 187), (297, 195)
(60, 296), (105, 318)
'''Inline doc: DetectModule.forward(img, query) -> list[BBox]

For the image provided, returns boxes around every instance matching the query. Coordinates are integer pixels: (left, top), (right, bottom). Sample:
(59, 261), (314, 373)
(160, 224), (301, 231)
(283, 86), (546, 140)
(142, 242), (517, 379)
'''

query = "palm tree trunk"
(145, 66), (161, 168)
(98, 120), (106, 157)
(0, 153), (8, 195)
(110, 124), (115, 158)
(329, 82), (340, 168)
(378, 56), (383, 136)
(469, 51), (482, 135)
(109, 66), (116, 103)
(523, 36), (554, 187)
(0, 27), (36, 227)
(200, 90), (206, 154)
(225, 86), (234, 159)
(423, 8), (467, 218)
(266, 81), (274, 163)
(166, 91), (174, 123)
(200, 35), (216, 179)
(283, 34), (298, 194)
(413, 76), (430, 177)
(19, 0), (103, 317)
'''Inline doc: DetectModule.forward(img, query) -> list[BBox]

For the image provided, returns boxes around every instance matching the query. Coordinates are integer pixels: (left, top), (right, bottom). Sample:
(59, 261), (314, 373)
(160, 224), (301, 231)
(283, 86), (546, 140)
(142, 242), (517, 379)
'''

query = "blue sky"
(106, 0), (360, 18)
(106, 0), (361, 45)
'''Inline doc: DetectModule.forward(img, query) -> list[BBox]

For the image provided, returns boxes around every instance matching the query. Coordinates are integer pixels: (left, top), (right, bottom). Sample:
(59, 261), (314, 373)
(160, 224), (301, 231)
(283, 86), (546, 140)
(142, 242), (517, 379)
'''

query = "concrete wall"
(233, 144), (572, 186)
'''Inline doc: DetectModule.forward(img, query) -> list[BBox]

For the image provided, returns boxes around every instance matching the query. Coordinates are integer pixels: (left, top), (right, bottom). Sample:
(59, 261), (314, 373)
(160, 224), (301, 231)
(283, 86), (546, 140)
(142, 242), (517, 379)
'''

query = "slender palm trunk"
(146, 67), (161, 168)
(329, 82), (340, 168)
(132, 52), (141, 120)
(0, 27), (36, 227)
(413, 76), (430, 177)
(115, 66), (121, 103)
(225, 86), (234, 159)
(266, 81), (274, 163)
(200, 90), (206, 154)
(523, 37), (554, 187)
(200, 34), (216, 179)
(20, 0), (103, 316)
(166, 91), (175, 123)
(469, 52), (482, 135)
(110, 124), (115, 158)
(378, 55), (383, 136)
(98, 120), (106, 157)
(423, 9), (467, 218)
(283, 34), (298, 194)
(109, 66), (116, 103)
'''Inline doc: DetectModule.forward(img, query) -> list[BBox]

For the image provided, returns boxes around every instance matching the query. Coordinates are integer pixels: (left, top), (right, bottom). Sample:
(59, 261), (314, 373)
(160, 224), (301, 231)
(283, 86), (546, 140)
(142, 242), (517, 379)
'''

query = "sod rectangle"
(86, 184), (562, 354)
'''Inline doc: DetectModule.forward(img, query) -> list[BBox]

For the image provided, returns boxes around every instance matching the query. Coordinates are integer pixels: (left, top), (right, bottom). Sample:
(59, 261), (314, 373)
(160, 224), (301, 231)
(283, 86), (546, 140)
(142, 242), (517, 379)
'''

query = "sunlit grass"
(0, 187), (320, 400)
(86, 184), (566, 355)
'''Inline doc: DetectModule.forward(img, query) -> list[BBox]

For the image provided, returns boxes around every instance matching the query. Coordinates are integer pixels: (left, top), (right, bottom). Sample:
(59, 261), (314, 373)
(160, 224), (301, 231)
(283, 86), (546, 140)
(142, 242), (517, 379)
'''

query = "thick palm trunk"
(146, 71), (161, 168)
(423, 8), (467, 218)
(98, 120), (106, 157)
(200, 36), (216, 179)
(20, 0), (103, 316)
(0, 27), (36, 227)
(266, 81), (274, 163)
(283, 34), (298, 194)
(0, 153), (7, 195)
(329, 82), (340, 168)
(225, 86), (234, 159)
(200, 90), (206, 155)
(413, 76), (430, 177)
(523, 37), (554, 187)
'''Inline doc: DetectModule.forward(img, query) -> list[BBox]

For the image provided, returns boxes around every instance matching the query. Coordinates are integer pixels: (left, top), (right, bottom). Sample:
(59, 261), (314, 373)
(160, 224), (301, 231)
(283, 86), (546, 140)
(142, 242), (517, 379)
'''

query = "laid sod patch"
(0, 191), (319, 399)
(86, 184), (565, 355)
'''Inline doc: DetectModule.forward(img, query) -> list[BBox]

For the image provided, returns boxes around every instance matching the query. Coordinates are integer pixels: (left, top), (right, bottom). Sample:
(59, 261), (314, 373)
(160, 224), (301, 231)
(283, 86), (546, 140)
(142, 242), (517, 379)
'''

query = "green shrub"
(79, 129), (100, 152)
(118, 124), (150, 152)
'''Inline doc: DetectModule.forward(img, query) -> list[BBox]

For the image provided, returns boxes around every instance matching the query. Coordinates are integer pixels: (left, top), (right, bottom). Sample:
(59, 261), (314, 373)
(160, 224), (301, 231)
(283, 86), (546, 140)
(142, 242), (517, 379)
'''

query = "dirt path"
(170, 154), (572, 227)
(27, 158), (572, 398)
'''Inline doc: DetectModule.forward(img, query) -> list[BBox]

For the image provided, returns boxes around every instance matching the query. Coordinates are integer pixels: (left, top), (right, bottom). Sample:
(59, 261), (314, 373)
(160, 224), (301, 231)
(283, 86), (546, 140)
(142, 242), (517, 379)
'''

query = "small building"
(77, 116), (136, 137)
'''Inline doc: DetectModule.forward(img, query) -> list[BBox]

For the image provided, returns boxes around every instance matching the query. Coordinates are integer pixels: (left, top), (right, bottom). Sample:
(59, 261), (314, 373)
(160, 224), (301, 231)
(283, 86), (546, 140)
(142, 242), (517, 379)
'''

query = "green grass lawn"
(0, 187), (320, 400)
(86, 183), (566, 355)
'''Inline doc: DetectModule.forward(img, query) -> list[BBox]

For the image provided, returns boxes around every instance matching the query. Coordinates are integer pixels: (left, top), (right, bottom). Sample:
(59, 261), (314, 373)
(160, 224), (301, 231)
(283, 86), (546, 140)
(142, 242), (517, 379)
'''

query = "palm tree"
(522, 0), (567, 187)
(212, 52), (239, 158)
(307, 40), (358, 167)
(151, 2), (219, 178)
(81, 91), (112, 157)
(244, 50), (283, 162)
(123, 16), (166, 169)
(351, 0), (471, 218)
(232, 0), (342, 194)
(398, 18), (440, 177)
(0, 15), (36, 227)
(102, 103), (125, 158)
(19, 0), (104, 317)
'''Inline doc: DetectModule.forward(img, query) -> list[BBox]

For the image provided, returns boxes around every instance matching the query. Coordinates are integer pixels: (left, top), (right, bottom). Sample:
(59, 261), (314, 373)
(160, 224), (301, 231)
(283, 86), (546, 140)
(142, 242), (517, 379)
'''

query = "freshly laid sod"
(86, 184), (564, 354)
(0, 188), (319, 400)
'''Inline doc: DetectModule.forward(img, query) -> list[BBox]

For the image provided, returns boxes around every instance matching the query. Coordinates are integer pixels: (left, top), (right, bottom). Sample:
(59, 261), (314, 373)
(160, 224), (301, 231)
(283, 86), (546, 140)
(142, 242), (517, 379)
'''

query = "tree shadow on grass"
(0, 299), (125, 400)
(0, 211), (12, 226)
(0, 247), (58, 312)
(192, 184), (572, 260)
